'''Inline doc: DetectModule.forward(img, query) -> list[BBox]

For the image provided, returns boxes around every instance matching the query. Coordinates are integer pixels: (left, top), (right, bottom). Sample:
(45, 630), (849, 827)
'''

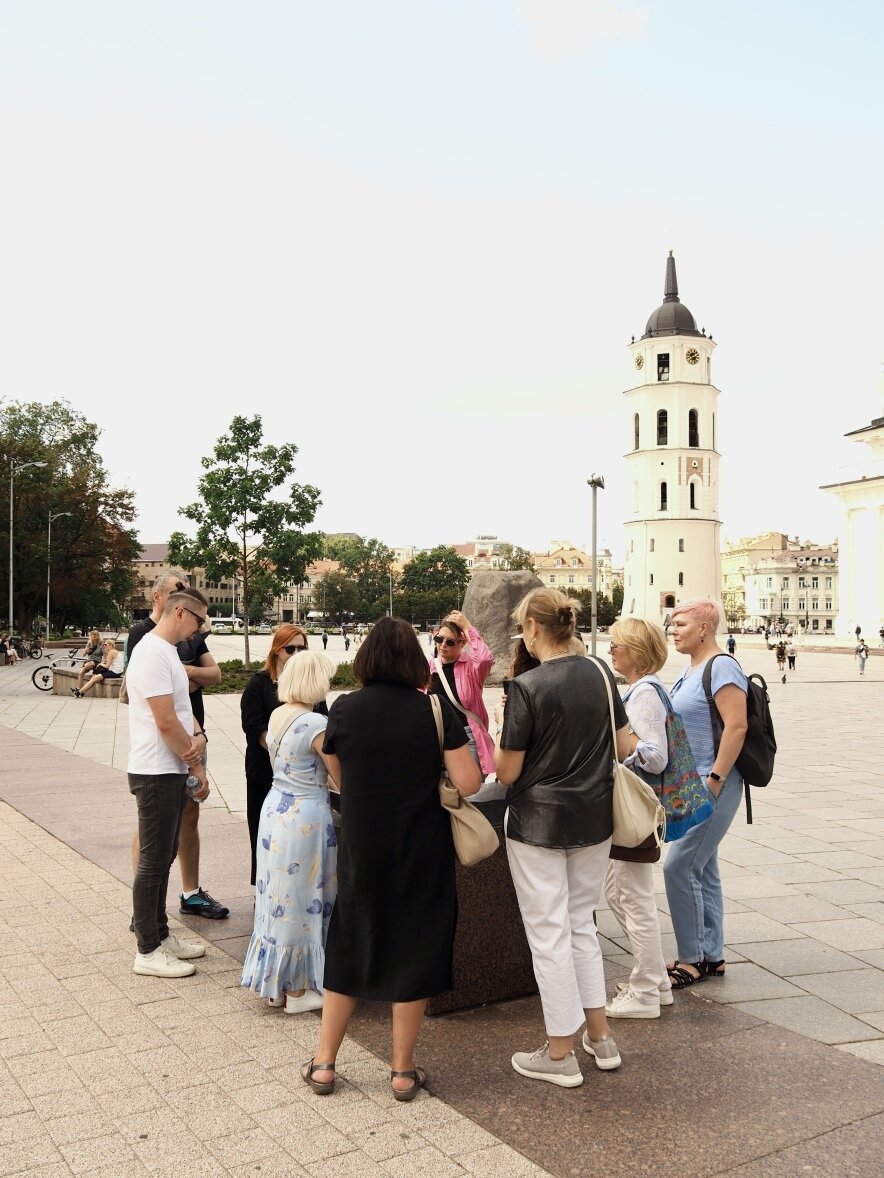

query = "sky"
(1, 0), (882, 561)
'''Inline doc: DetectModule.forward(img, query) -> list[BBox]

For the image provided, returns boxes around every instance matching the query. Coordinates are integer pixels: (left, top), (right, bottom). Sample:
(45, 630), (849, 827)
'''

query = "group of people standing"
(230, 588), (749, 1096)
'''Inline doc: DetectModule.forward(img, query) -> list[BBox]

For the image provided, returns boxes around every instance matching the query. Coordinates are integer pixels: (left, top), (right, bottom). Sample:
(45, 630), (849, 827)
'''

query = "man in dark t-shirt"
(126, 573), (227, 919)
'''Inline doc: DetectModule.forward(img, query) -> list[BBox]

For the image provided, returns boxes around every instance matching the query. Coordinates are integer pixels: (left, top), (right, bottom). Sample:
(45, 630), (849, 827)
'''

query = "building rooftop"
(641, 251), (704, 340)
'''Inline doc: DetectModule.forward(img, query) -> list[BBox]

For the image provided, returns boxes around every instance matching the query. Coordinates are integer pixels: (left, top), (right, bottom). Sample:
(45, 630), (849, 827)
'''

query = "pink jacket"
(431, 626), (495, 775)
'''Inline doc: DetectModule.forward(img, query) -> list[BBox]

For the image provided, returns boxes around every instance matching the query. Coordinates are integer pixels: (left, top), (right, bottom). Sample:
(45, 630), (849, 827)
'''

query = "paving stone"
(803, 879), (884, 904)
(455, 1144), (547, 1175)
(697, 963), (805, 1004)
(792, 918), (884, 951)
(722, 1110), (884, 1174)
(737, 894), (852, 923)
(847, 902), (884, 925)
(735, 938), (868, 976)
(718, 912), (797, 943)
(786, 968), (884, 1015)
(837, 1042), (884, 1066)
(732, 996), (883, 1045)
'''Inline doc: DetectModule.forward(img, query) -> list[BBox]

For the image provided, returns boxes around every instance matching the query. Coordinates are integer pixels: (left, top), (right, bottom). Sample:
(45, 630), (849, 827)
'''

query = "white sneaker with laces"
(133, 946), (196, 978)
(511, 1042), (583, 1088)
(606, 985), (660, 1019)
(616, 979), (673, 1006)
(581, 1032), (622, 1071)
(162, 933), (206, 960)
(284, 990), (324, 1014)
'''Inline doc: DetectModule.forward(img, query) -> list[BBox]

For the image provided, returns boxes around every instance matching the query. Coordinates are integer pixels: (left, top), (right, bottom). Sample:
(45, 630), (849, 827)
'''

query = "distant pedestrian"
(344, 635), (351, 653)
(726, 635), (736, 655)
(878, 627), (884, 649)
(775, 641), (786, 672)
(786, 641), (796, 671)
(856, 641), (869, 675)
(321, 630), (328, 651)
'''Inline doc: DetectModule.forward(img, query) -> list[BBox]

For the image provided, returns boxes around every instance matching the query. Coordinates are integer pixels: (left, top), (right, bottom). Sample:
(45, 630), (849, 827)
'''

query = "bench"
(52, 665), (123, 700)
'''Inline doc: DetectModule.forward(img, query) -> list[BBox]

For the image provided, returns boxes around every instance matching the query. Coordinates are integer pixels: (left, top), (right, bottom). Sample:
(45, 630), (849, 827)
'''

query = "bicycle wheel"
(32, 665), (54, 691)
(29, 644), (42, 659)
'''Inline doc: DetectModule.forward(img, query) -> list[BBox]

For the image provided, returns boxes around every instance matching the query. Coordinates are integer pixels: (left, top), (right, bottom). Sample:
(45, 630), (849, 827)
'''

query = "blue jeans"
(663, 772), (742, 963)
(129, 772), (187, 955)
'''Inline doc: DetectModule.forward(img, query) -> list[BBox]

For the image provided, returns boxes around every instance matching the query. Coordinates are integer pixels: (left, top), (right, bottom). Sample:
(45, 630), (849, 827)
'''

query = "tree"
(324, 535), (394, 620)
(168, 415), (323, 666)
(0, 400), (140, 632)
(321, 571), (360, 624)
(498, 543), (536, 572)
(398, 546), (470, 624)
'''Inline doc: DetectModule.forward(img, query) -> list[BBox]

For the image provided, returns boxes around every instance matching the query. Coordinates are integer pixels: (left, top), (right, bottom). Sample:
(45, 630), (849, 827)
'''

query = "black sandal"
(301, 1058), (336, 1095)
(703, 959), (726, 978)
(391, 1066), (427, 1102)
(668, 961), (705, 989)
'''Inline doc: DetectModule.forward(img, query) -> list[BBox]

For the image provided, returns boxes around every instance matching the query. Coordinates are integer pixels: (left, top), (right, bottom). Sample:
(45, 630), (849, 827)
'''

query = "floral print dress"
(241, 708), (337, 1001)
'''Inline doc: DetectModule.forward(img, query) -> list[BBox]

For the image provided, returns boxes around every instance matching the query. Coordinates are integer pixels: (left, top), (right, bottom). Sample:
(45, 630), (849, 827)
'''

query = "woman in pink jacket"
(429, 610), (494, 777)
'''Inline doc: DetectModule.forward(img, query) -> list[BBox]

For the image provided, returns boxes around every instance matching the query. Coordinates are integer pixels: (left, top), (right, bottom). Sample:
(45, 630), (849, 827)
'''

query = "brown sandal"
(301, 1058), (336, 1095)
(391, 1066), (427, 1102)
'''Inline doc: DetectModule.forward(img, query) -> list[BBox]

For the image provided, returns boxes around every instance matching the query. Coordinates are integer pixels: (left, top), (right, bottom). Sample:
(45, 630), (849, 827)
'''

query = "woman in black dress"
(301, 617), (481, 1099)
(240, 625), (318, 885)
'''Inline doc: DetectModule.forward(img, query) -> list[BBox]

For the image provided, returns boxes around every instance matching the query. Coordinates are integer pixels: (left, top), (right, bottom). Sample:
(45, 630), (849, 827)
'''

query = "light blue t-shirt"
(670, 655), (748, 780)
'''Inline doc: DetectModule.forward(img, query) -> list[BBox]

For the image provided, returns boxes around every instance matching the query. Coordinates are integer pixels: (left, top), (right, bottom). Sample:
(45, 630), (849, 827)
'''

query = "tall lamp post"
(587, 474), (605, 657)
(8, 460), (48, 630)
(46, 511), (72, 641)
(388, 572), (393, 617)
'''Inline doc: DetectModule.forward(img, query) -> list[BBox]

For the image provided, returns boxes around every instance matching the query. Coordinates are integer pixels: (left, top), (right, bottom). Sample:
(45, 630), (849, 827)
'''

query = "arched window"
(650, 538), (655, 553)
(649, 574), (654, 585)
(664, 594), (676, 608)
(657, 409), (668, 445)
(678, 572), (684, 586)
(688, 409), (699, 448)
(660, 481), (668, 511)
(678, 538), (684, 552)
(689, 481), (696, 510)
(634, 413), (640, 450)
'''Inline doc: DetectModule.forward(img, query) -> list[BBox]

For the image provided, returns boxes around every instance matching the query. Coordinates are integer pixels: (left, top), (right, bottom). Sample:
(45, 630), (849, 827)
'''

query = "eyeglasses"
(181, 606), (207, 629)
(433, 636), (460, 648)
(283, 644), (306, 655)
(609, 643), (622, 652)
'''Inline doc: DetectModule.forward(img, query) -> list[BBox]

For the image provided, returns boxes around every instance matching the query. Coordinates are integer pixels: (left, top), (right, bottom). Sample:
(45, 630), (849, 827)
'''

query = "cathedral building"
(622, 253), (723, 626)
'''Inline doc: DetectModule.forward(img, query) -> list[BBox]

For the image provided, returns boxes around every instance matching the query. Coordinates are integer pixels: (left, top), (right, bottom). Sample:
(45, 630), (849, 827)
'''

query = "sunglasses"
(433, 636), (460, 648)
(608, 642), (622, 652)
(283, 644), (306, 655)
(181, 606), (207, 628)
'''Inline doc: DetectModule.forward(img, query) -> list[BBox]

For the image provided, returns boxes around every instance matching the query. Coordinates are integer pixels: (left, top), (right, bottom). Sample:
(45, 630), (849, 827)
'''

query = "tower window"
(657, 409), (668, 446)
(657, 353), (670, 382)
(634, 413), (640, 450)
(689, 482), (696, 510)
(664, 594), (675, 608)
(660, 481), (668, 511)
(678, 538), (684, 552)
(649, 574), (654, 585)
(688, 409), (699, 448)
(650, 539), (655, 553)
(678, 572), (684, 586)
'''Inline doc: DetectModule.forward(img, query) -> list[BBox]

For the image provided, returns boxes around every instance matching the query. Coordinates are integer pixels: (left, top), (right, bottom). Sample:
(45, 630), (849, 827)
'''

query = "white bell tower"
(622, 252), (722, 627)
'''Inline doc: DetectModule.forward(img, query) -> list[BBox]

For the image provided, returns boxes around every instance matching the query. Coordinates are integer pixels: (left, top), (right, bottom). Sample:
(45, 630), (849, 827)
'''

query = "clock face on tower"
(686, 348), (700, 365)
(634, 354), (644, 370)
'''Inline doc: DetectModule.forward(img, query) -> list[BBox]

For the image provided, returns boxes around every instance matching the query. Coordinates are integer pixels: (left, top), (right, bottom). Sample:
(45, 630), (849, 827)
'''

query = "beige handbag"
(430, 695), (499, 867)
(586, 657), (665, 849)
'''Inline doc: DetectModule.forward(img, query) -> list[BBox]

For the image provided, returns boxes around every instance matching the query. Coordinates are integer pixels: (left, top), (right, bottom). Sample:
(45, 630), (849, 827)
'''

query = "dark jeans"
(788, 656), (796, 670)
(129, 772), (187, 954)
(246, 776), (272, 886)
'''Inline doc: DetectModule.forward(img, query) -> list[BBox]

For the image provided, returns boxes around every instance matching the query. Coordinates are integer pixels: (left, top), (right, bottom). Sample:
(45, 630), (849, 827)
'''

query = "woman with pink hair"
(665, 600), (748, 989)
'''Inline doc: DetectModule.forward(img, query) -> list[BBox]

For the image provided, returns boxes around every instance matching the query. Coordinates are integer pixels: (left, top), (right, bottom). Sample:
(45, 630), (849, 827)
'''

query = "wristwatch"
(708, 771), (722, 783)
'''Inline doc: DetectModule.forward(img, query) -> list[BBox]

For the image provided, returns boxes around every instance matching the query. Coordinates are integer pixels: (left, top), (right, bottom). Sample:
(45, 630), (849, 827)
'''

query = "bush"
(330, 661), (358, 689)
(218, 659), (245, 672)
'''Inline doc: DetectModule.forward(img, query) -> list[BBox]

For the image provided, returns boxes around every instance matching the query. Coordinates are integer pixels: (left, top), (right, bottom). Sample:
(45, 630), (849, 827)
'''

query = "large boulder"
(462, 570), (544, 685)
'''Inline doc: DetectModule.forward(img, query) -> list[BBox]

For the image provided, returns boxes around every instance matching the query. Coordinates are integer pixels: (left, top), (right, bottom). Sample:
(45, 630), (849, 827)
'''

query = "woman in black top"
(301, 617), (481, 1100)
(495, 588), (631, 1090)
(240, 625), (326, 884)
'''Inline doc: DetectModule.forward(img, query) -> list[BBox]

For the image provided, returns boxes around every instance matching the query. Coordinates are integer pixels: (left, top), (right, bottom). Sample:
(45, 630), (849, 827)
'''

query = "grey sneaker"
(511, 1042), (583, 1088)
(617, 979), (673, 1007)
(581, 1032), (622, 1071)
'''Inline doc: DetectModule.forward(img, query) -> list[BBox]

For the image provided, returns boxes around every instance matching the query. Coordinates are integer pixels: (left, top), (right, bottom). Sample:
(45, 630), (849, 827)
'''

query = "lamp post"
(46, 511), (73, 641)
(388, 572), (393, 617)
(8, 460), (48, 630)
(587, 474), (605, 657)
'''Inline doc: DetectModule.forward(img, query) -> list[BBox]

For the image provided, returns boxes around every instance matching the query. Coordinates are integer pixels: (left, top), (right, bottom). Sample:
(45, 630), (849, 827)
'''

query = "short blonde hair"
(512, 587), (580, 644)
(277, 650), (333, 707)
(610, 617), (668, 676)
(670, 599), (720, 630)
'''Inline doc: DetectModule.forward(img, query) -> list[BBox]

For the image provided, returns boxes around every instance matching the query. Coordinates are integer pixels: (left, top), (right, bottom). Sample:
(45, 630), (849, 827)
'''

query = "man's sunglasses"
(181, 606), (208, 628)
(283, 644), (306, 655)
(433, 636), (460, 648)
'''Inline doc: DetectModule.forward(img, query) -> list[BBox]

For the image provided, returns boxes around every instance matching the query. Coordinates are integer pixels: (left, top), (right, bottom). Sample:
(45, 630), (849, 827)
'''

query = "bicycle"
(31, 651), (95, 692)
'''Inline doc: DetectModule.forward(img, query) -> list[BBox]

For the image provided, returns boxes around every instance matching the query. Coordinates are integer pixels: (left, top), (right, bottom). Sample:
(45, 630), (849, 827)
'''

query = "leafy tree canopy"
(324, 535), (394, 619)
(168, 414), (323, 666)
(399, 546), (469, 598)
(0, 400), (139, 632)
(498, 543), (536, 571)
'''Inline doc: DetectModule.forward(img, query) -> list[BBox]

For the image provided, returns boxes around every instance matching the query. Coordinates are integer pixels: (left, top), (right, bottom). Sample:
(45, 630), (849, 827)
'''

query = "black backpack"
(702, 654), (777, 824)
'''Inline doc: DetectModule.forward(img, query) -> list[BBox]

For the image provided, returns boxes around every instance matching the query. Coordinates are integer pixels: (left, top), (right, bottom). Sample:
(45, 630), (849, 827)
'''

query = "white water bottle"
(186, 775), (203, 804)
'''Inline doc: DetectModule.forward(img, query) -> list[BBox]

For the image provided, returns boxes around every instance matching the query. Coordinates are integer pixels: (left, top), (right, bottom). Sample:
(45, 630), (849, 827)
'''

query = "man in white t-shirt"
(127, 591), (212, 977)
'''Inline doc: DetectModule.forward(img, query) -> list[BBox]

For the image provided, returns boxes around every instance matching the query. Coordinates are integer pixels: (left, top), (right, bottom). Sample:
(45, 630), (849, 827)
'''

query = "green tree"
(399, 546), (469, 598)
(325, 535), (394, 620)
(0, 400), (139, 632)
(168, 415), (323, 667)
(498, 543), (536, 572)
(321, 571), (360, 624)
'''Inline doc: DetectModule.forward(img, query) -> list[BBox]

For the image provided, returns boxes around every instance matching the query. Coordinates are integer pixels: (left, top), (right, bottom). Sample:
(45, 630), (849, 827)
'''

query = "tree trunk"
(242, 544), (251, 669)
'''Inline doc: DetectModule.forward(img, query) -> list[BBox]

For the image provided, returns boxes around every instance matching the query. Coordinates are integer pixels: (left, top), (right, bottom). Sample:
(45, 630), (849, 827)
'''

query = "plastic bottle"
(186, 775), (203, 804)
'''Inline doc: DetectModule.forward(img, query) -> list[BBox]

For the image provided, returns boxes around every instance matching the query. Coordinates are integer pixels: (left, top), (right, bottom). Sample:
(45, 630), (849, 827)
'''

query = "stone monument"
(461, 569), (543, 685)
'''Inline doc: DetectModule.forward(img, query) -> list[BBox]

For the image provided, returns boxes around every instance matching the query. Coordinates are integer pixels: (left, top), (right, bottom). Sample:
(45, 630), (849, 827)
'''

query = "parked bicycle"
(32, 650), (97, 691)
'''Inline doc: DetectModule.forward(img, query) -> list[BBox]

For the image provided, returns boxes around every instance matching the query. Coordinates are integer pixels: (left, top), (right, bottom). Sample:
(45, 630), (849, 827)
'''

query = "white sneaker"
(581, 1032), (622, 1071)
(606, 985), (660, 1019)
(617, 980), (674, 1007)
(511, 1042), (583, 1088)
(162, 933), (206, 960)
(284, 990), (324, 1014)
(133, 946), (196, 978)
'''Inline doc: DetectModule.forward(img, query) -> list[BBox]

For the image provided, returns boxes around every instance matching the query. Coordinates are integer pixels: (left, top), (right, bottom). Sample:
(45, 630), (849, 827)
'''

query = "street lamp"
(388, 572), (393, 617)
(587, 474), (605, 657)
(8, 460), (48, 630)
(46, 511), (73, 641)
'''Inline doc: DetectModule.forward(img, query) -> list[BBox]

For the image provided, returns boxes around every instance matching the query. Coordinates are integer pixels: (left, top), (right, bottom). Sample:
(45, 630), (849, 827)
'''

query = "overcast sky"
(1, 1), (881, 560)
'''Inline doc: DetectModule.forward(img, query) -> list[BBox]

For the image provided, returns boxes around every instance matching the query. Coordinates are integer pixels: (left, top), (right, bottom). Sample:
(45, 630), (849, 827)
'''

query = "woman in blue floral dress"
(241, 651), (338, 1014)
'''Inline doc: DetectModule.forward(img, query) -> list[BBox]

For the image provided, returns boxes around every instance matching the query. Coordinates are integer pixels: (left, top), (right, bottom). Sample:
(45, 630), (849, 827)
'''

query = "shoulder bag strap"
(432, 657), (484, 728)
(585, 655), (619, 754)
(429, 693), (444, 754)
(268, 707), (310, 764)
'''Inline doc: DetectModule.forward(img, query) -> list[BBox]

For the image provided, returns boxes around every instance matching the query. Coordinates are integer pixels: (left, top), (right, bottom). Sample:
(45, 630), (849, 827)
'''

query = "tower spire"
(663, 250), (679, 304)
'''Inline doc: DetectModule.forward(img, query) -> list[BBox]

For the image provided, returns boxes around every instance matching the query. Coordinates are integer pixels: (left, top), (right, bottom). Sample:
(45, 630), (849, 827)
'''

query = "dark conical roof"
(642, 252), (703, 339)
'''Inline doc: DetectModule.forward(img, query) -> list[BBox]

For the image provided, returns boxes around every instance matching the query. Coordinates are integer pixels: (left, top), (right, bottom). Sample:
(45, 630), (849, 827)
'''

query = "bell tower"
(622, 252), (722, 627)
